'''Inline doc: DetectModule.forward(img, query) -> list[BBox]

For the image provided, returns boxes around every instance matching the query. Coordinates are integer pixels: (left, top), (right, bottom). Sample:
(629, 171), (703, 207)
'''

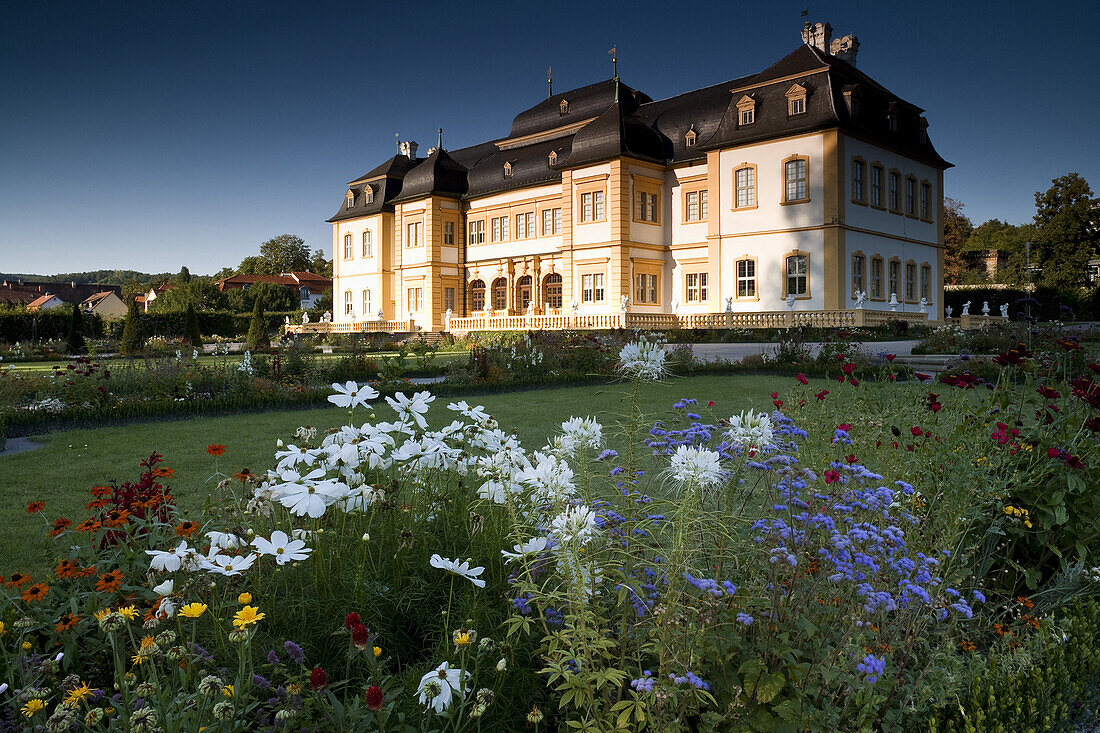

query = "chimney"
(398, 140), (419, 159)
(830, 34), (860, 65)
(801, 21), (832, 52)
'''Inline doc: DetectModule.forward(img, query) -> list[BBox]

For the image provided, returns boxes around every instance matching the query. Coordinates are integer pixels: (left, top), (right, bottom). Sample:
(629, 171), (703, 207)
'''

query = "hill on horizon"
(0, 270), (183, 286)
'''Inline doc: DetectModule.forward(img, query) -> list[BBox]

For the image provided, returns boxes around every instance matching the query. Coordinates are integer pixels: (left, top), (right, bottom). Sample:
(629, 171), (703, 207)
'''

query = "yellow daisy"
(22, 699), (45, 718)
(64, 682), (93, 706)
(237, 592), (252, 604)
(232, 605), (265, 629)
(117, 605), (138, 621)
(179, 602), (208, 619)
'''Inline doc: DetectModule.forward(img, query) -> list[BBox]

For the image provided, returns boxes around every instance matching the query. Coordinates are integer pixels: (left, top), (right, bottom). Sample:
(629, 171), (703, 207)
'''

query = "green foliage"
(183, 302), (203, 348)
(146, 279), (226, 312)
(246, 295), (269, 350)
(237, 234), (312, 275)
(1032, 173), (1099, 289)
(120, 299), (143, 356)
(0, 306), (104, 343)
(66, 305), (86, 355)
(224, 281), (298, 313)
(943, 197), (975, 285)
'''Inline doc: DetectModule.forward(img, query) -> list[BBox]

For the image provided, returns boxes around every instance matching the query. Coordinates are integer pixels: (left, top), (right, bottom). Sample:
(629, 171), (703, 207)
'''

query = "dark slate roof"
(560, 85), (666, 168)
(390, 148), (468, 203)
(348, 154), (418, 185)
(508, 78), (652, 139)
(327, 175), (405, 222)
(465, 138), (568, 199)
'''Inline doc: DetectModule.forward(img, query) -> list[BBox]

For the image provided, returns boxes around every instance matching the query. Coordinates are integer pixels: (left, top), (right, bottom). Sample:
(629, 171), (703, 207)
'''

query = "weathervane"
(437, 127), (443, 151)
(608, 45), (617, 79)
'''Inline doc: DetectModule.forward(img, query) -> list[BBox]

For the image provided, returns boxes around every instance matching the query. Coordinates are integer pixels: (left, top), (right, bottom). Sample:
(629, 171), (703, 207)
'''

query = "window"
(406, 221), (422, 248)
(544, 273), (562, 309)
(491, 278), (507, 310)
(548, 150), (558, 165)
(580, 273), (605, 303)
(345, 190), (354, 209)
(871, 165), (883, 207)
(560, 99), (569, 115)
(786, 84), (808, 116)
(920, 264), (931, 301)
(685, 129), (696, 147)
(515, 211), (534, 239)
(470, 280), (485, 311)
(888, 171), (900, 212)
(361, 230), (372, 257)
(406, 287), (423, 312)
(468, 220), (485, 245)
(364, 186), (373, 204)
(736, 95), (756, 126)
(343, 290), (353, 315)
(444, 287), (455, 311)
(852, 159), (866, 203)
(443, 222), (454, 246)
(503, 161), (513, 179)
(343, 233), (353, 259)
(362, 289), (371, 315)
(905, 176), (916, 216)
(888, 260), (900, 299)
(685, 272), (708, 302)
(515, 275), (532, 311)
(635, 191), (658, 223)
(851, 253), (865, 296)
(870, 257), (884, 299)
(736, 259), (757, 298)
(734, 166), (756, 209)
(785, 254), (808, 297)
(789, 97), (805, 115)
(491, 216), (509, 242)
(542, 207), (562, 235)
(634, 273), (658, 303)
(783, 157), (808, 203)
(579, 190), (605, 222)
(920, 182), (931, 220)
(684, 189), (708, 221)
(905, 262), (916, 301)
(740, 107), (754, 125)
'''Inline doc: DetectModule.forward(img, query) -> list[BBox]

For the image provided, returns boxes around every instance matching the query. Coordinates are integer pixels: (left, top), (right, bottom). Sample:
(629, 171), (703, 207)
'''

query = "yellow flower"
(22, 641), (32, 651)
(237, 592), (252, 604)
(139, 636), (156, 652)
(232, 605), (265, 629)
(117, 605), (138, 621)
(1025, 520), (1033, 528)
(0, 620), (6, 635)
(64, 682), (93, 706)
(93, 608), (112, 622)
(454, 632), (471, 647)
(372, 646), (382, 658)
(21, 699), (45, 718)
(222, 684), (234, 698)
(179, 603), (208, 619)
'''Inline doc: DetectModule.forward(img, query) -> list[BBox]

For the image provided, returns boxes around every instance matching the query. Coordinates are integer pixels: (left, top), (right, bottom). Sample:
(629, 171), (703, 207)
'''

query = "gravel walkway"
(0, 437), (43, 457)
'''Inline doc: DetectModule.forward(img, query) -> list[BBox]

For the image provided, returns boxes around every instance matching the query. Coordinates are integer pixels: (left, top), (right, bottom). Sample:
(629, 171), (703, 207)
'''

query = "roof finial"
(394, 131), (400, 152)
(608, 45), (617, 80)
(547, 66), (553, 98)
(437, 128), (443, 151)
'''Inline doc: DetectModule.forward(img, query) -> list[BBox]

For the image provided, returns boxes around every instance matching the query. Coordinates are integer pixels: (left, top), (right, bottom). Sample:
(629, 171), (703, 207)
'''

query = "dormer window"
(842, 85), (861, 116)
(559, 99), (569, 115)
(785, 84), (808, 116)
(736, 94), (756, 126)
(503, 161), (513, 179)
(918, 116), (929, 144)
(345, 190), (355, 209)
(887, 102), (899, 133)
(685, 128), (697, 147)
(548, 150), (558, 166)
(364, 186), (374, 204)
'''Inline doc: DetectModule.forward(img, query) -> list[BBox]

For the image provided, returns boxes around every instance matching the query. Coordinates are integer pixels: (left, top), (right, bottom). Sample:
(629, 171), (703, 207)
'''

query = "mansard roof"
(331, 41), (950, 216)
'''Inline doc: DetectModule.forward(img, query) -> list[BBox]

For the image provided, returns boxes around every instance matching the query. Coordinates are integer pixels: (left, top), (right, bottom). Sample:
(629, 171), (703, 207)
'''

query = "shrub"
(246, 295), (269, 350)
(183, 302), (203, 348)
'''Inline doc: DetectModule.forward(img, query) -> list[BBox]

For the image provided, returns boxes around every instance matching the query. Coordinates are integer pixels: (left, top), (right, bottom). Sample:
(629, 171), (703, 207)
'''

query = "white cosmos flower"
(447, 400), (491, 425)
(343, 484), (385, 512)
(726, 409), (775, 450)
(158, 597), (178, 619)
(429, 554), (486, 588)
(252, 530), (312, 565)
(667, 445), (724, 489)
(550, 505), (599, 546)
(501, 537), (548, 564)
(275, 444), (321, 470)
(386, 390), (435, 429)
(206, 531), (242, 551)
(152, 579), (174, 596)
(618, 340), (668, 381)
(202, 551), (258, 577)
(328, 381), (380, 410)
(277, 479), (349, 518)
(146, 540), (197, 572)
(417, 661), (470, 713)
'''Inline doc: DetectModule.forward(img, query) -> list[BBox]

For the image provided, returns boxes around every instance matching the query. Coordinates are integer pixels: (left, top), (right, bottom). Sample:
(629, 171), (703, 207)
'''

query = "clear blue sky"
(1, 0), (1097, 275)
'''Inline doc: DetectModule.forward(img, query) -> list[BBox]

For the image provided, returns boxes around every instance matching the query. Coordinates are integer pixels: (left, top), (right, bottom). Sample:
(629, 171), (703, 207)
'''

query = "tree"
(177, 266), (192, 284)
(67, 305), (86, 355)
(147, 280), (226, 312)
(1032, 173), (1099, 289)
(184, 301), (203, 348)
(942, 197), (974, 285)
(121, 299), (143, 356)
(964, 220), (1034, 286)
(246, 294), (269, 350)
(309, 248), (332, 279)
(239, 234), (311, 276)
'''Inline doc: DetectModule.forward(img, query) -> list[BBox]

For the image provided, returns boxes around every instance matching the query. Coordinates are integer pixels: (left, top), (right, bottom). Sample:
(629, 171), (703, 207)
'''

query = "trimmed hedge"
(103, 310), (299, 339)
(0, 308), (105, 343)
(944, 286), (1100, 321)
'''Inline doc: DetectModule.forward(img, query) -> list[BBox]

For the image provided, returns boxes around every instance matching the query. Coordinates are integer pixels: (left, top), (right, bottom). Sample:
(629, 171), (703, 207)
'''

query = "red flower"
(206, 444), (226, 457)
(815, 390), (829, 400)
(930, 402), (941, 412)
(849, 378), (860, 387)
(365, 685), (384, 711)
(910, 427), (923, 437)
(770, 392), (779, 399)
(1088, 362), (1100, 375)
(1037, 386), (1061, 400)
(796, 373), (808, 385)
(773, 399), (783, 409)
(707, 400), (715, 407)
(888, 374), (897, 381)
(345, 612), (361, 630)
(836, 374), (846, 383)
(26, 501), (45, 514)
(823, 470), (840, 485)
(1047, 447), (1060, 458)
(310, 666), (328, 690)
(837, 424), (852, 432)
(836, 354), (846, 361)
(1085, 416), (1100, 432)
(885, 354), (896, 362)
(845, 454), (857, 464)
(351, 623), (371, 650)
(48, 518), (72, 537)
(915, 373), (932, 381)
(842, 363), (855, 374)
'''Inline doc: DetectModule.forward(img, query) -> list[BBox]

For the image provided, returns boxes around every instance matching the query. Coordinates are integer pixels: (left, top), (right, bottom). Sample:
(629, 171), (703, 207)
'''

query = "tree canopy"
(1031, 173), (1099, 289)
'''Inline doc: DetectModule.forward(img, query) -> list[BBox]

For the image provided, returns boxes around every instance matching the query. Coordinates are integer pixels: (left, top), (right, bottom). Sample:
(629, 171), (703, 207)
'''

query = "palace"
(325, 22), (952, 334)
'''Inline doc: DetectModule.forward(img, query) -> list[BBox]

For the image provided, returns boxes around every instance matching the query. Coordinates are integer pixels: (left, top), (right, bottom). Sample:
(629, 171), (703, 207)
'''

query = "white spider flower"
(618, 340), (668, 381)
(550, 505), (599, 546)
(417, 661), (470, 713)
(726, 409), (775, 450)
(429, 554), (486, 588)
(667, 445), (724, 490)
(252, 530), (312, 565)
(328, 381), (380, 410)
(501, 537), (548, 564)
(517, 452), (577, 504)
(557, 417), (603, 456)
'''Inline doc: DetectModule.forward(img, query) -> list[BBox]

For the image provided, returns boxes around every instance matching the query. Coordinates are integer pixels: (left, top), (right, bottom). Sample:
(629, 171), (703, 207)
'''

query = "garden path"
(671, 339), (922, 363)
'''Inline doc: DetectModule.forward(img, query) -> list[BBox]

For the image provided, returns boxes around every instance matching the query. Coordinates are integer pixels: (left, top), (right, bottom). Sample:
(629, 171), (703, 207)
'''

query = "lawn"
(1, 374), (781, 574)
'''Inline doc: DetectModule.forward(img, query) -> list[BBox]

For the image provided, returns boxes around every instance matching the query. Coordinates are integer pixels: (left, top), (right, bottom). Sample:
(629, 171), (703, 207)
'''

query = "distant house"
(214, 272), (331, 309)
(1, 279), (122, 308)
(136, 284), (173, 312)
(27, 294), (66, 312)
(82, 291), (127, 318)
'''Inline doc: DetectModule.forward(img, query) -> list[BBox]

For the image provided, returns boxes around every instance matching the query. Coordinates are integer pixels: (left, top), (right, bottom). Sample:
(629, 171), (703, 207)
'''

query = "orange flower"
(90, 486), (112, 498)
(86, 498), (111, 510)
(77, 565), (97, 579)
(103, 509), (130, 528)
(21, 583), (49, 602)
(48, 518), (72, 537)
(55, 560), (82, 580)
(96, 570), (124, 593)
(152, 467), (174, 478)
(1017, 596), (1035, 609)
(206, 444), (226, 457)
(54, 612), (80, 633)
(959, 640), (976, 652)
(233, 469), (253, 483)
(26, 501), (45, 514)
(5, 572), (31, 589)
(75, 519), (101, 533)
(175, 520), (199, 537)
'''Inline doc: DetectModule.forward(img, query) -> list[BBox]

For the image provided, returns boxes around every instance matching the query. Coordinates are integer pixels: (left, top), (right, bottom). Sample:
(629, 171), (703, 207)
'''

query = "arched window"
(343, 233), (353, 259)
(543, 273), (562, 309)
(469, 280), (486, 311)
(362, 289), (371, 316)
(345, 190), (354, 209)
(492, 277), (507, 311)
(560, 99), (569, 115)
(361, 230), (372, 257)
(364, 186), (374, 204)
(343, 290), (353, 315)
(685, 128), (696, 147)
(548, 150), (558, 166)
(516, 275), (532, 311)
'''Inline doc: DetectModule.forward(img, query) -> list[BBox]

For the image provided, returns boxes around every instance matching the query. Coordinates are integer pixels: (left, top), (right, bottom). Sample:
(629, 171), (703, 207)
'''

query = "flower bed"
(1, 337), (1098, 730)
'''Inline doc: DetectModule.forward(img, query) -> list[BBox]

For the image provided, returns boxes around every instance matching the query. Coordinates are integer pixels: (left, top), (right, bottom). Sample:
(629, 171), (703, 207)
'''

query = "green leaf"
(755, 672), (786, 703)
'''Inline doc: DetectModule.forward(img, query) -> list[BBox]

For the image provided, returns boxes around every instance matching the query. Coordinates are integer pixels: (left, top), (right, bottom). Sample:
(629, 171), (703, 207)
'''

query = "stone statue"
(999, 303), (1009, 318)
(919, 297), (928, 314)
(785, 294), (796, 310)
(671, 299), (679, 314)
(888, 293), (899, 312)
(323, 311), (331, 323)
(981, 301), (990, 316)
(445, 308), (453, 324)
(619, 295), (629, 313)
(961, 301), (970, 316)
(571, 299), (580, 316)
(725, 296), (733, 313)
(526, 301), (535, 317)
(945, 305), (953, 318)
(854, 291), (867, 309)
(484, 301), (493, 315)
(302, 312), (310, 324)
(376, 308), (384, 320)
(284, 315), (290, 326)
